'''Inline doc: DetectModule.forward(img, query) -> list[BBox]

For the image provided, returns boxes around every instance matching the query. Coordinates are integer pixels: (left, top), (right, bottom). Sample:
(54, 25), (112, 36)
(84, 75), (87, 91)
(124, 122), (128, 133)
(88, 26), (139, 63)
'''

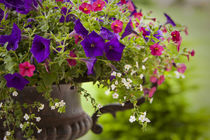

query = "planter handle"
(91, 97), (145, 134)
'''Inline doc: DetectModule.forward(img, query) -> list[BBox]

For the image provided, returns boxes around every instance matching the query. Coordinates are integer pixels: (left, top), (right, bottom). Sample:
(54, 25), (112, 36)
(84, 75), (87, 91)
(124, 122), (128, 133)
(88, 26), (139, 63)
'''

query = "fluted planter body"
(1, 84), (92, 140)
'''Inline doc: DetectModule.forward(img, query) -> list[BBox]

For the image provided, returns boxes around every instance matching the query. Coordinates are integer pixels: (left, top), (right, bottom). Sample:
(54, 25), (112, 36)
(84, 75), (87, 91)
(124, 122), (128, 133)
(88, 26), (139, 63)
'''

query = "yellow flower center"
(98, 4), (101, 7)
(84, 8), (88, 11)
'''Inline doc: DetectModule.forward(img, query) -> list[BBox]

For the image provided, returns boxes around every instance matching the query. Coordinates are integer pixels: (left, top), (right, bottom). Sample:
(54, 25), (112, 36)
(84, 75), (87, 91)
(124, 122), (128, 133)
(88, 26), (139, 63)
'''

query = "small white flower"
(136, 62), (139, 68)
(24, 114), (29, 121)
(121, 78), (126, 84)
(117, 73), (122, 77)
(142, 57), (148, 63)
(149, 98), (153, 104)
(140, 84), (143, 91)
(5, 131), (10, 136)
(37, 128), (42, 134)
(115, 80), (118, 85)
(129, 115), (136, 123)
(36, 117), (41, 122)
(12, 91), (18, 96)
(51, 106), (55, 110)
(123, 96), (126, 100)
(111, 71), (117, 76)
(121, 103), (125, 106)
(131, 70), (136, 76)
(105, 89), (110, 95)
(112, 93), (119, 99)
(38, 104), (44, 112)
(59, 100), (66, 107)
(140, 74), (144, 79)
(3, 136), (7, 140)
(111, 84), (116, 90)
(142, 65), (146, 70)
(20, 123), (23, 129)
(124, 64), (132, 71)
(143, 112), (147, 117)
(138, 115), (145, 122)
(0, 102), (3, 108)
(127, 78), (132, 83)
(144, 118), (151, 123)
(97, 104), (102, 108)
(55, 103), (59, 107)
(174, 71), (185, 79)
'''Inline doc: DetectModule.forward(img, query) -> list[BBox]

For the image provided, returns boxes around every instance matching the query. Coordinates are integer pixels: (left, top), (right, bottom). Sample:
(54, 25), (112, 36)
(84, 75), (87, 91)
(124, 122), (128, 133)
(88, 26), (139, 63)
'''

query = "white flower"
(139, 112), (150, 123)
(138, 115), (145, 122)
(20, 123), (23, 129)
(117, 73), (122, 77)
(140, 74), (144, 79)
(36, 117), (41, 122)
(24, 114), (29, 121)
(142, 57), (148, 63)
(129, 115), (136, 123)
(59, 100), (66, 107)
(12, 91), (18, 96)
(105, 89), (110, 95)
(142, 65), (146, 70)
(111, 84), (116, 90)
(3, 136), (7, 140)
(51, 106), (55, 110)
(115, 80), (118, 85)
(149, 98), (153, 104)
(112, 93), (119, 99)
(124, 64), (132, 71)
(131, 70), (136, 76)
(144, 118), (151, 123)
(97, 104), (102, 108)
(38, 104), (44, 112)
(5, 131), (10, 136)
(55, 103), (59, 107)
(143, 112), (147, 116)
(111, 71), (117, 76)
(0, 102), (3, 108)
(140, 84), (143, 91)
(174, 71), (185, 79)
(121, 78), (126, 83)
(136, 62), (139, 68)
(121, 103), (125, 106)
(127, 78), (132, 83)
(37, 128), (42, 134)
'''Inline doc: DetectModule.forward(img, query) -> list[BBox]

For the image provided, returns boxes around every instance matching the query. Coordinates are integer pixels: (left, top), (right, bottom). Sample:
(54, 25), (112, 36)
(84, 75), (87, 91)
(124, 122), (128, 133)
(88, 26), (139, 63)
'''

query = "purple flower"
(105, 37), (125, 61)
(0, 23), (21, 51)
(74, 19), (89, 37)
(164, 13), (176, 27)
(81, 31), (105, 57)
(81, 58), (97, 75)
(0, 8), (4, 22)
(121, 20), (137, 39)
(4, 73), (29, 90)
(59, 7), (75, 23)
(153, 30), (163, 40)
(30, 35), (51, 63)
(100, 27), (115, 40)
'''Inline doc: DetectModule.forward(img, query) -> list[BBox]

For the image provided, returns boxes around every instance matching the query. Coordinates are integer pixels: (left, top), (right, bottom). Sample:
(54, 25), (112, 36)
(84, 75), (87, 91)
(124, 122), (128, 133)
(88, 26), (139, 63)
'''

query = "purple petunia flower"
(4, 73), (29, 90)
(121, 20), (137, 39)
(164, 13), (176, 27)
(153, 30), (163, 41)
(81, 58), (97, 75)
(74, 19), (89, 37)
(100, 27), (115, 40)
(81, 31), (105, 57)
(0, 23), (21, 51)
(30, 35), (51, 63)
(105, 37), (125, 61)
(59, 7), (75, 23)
(0, 8), (4, 22)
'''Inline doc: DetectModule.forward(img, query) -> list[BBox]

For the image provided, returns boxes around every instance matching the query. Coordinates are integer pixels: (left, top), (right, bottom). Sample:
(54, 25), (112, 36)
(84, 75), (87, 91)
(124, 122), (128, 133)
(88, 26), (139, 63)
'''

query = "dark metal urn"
(1, 84), (92, 140)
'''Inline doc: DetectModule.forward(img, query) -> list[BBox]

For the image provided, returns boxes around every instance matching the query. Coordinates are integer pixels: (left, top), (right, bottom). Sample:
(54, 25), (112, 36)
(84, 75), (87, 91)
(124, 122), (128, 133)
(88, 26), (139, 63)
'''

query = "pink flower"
(190, 49), (195, 56)
(67, 51), (77, 66)
(19, 62), (35, 77)
(150, 43), (164, 56)
(126, 0), (135, 12)
(157, 75), (165, 86)
(92, 0), (105, 12)
(79, 3), (92, 14)
(149, 87), (156, 98)
(111, 20), (123, 33)
(121, 0), (126, 5)
(150, 76), (157, 83)
(177, 63), (187, 73)
(171, 30), (181, 43)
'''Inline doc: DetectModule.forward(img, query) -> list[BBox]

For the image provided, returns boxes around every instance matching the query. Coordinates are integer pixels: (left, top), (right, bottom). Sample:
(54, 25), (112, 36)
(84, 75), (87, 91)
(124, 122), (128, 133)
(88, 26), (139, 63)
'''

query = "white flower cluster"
(138, 112), (151, 123)
(122, 78), (132, 89)
(51, 100), (66, 110)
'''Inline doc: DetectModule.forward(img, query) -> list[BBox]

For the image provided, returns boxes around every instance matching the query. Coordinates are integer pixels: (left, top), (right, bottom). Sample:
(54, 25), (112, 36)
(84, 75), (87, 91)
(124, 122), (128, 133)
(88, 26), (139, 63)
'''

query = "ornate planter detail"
(0, 84), (92, 140)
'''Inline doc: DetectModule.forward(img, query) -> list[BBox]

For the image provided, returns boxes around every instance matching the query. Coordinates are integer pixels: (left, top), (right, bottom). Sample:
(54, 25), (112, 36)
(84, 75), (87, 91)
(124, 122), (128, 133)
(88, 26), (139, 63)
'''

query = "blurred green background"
(79, 0), (210, 139)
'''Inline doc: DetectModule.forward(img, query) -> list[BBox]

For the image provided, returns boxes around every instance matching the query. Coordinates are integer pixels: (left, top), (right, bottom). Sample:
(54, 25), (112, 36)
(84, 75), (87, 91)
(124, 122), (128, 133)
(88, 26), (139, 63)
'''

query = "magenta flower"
(150, 43), (164, 56)
(80, 31), (105, 57)
(105, 37), (125, 61)
(79, 3), (92, 14)
(150, 76), (157, 83)
(171, 30), (181, 43)
(0, 23), (21, 51)
(164, 13), (176, 27)
(92, 0), (105, 12)
(111, 20), (123, 33)
(81, 58), (97, 75)
(4, 73), (29, 90)
(67, 51), (77, 66)
(177, 63), (187, 74)
(74, 19), (89, 37)
(19, 61), (35, 77)
(100, 27), (115, 40)
(149, 87), (156, 98)
(30, 35), (51, 63)
(157, 75), (165, 86)
(190, 49), (195, 56)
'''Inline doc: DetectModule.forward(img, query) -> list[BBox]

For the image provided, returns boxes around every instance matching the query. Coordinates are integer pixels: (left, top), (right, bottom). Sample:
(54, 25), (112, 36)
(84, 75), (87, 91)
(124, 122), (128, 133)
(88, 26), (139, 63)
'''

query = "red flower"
(190, 49), (195, 56)
(133, 12), (143, 20)
(79, 3), (92, 14)
(177, 63), (186, 74)
(67, 51), (77, 66)
(56, 0), (63, 2)
(93, 0), (105, 12)
(121, 0), (126, 5)
(171, 30), (181, 43)
(157, 75), (165, 86)
(74, 35), (83, 44)
(111, 20), (123, 33)
(150, 43), (164, 56)
(19, 62), (35, 77)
